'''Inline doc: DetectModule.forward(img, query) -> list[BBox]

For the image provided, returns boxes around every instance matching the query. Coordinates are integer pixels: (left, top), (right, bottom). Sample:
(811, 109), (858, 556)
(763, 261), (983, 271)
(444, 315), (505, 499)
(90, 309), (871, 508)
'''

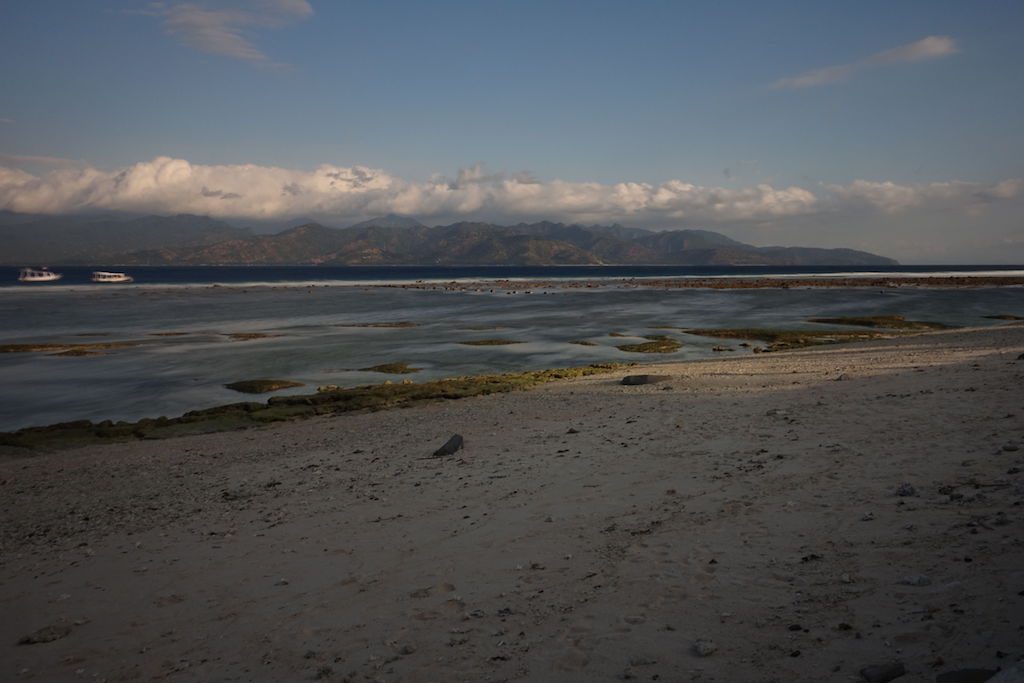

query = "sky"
(1, 0), (1023, 263)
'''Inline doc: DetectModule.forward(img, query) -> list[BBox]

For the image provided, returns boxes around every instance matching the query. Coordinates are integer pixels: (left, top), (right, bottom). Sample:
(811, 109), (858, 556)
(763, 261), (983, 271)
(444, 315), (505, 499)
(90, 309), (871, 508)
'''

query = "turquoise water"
(0, 281), (1020, 430)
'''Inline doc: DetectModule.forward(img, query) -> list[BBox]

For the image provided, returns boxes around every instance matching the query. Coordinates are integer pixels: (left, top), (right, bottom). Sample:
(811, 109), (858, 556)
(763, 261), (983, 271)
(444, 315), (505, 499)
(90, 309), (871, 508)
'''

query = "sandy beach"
(2, 325), (1023, 682)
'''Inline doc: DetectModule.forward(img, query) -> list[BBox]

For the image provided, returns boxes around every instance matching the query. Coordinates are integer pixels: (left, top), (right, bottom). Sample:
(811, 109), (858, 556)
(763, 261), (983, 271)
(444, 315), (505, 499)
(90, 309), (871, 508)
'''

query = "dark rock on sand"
(860, 662), (906, 683)
(895, 482), (918, 497)
(620, 375), (671, 386)
(18, 624), (72, 645)
(433, 434), (464, 456)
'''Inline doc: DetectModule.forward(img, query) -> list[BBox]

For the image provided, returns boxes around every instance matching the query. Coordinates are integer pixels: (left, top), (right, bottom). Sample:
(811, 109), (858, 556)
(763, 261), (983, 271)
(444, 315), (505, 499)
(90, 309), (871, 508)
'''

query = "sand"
(2, 325), (1023, 682)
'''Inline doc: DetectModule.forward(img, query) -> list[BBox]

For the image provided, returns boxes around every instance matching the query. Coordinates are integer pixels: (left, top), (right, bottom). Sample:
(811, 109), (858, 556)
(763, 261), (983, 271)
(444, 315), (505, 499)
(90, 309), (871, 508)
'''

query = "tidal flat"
(0, 281), (1020, 431)
(2, 325), (1022, 682)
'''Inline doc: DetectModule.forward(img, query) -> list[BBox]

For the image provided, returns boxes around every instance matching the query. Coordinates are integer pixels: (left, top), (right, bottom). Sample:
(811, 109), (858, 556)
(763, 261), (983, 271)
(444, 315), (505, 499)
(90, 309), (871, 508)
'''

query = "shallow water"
(1, 283), (1021, 430)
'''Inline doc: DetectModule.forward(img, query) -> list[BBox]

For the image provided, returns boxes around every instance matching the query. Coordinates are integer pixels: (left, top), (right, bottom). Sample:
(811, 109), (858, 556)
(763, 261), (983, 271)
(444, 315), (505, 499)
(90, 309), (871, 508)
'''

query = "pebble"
(692, 639), (717, 657)
(894, 483), (917, 497)
(897, 574), (932, 587)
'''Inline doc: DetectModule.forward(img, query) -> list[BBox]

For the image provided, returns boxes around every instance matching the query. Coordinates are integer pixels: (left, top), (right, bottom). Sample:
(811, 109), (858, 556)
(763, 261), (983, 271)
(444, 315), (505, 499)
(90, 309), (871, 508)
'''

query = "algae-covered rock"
(806, 315), (951, 330)
(616, 335), (682, 354)
(224, 379), (305, 394)
(459, 339), (524, 346)
(687, 328), (892, 352)
(1, 364), (628, 453)
(358, 363), (420, 374)
(226, 332), (280, 341)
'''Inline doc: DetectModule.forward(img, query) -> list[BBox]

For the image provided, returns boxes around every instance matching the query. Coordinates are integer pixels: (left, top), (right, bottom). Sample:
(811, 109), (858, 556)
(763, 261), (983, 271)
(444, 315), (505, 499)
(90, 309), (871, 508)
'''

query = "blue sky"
(1, 1), (1023, 262)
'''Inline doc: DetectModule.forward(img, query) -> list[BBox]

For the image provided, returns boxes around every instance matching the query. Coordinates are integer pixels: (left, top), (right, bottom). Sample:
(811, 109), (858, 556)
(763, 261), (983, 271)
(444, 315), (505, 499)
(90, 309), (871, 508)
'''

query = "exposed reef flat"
(806, 314), (951, 330)
(0, 365), (623, 453)
(0, 341), (145, 355)
(358, 363), (421, 374)
(458, 339), (525, 346)
(686, 327), (897, 352)
(224, 379), (306, 394)
(382, 275), (1024, 292)
(615, 334), (683, 353)
(2, 326), (1021, 682)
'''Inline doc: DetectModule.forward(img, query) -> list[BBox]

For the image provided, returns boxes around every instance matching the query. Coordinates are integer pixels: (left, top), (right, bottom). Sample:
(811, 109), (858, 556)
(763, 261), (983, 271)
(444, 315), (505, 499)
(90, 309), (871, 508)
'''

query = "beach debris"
(433, 434), (464, 457)
(692, 639), (718, 657)
(859, 661), (906, 683)
(620, 374), (670, 385)
(935, 670), (1000, 683)
(897, 574), (932, 587)
(18, 624), (72, 645)
(894, 482), (918, 497)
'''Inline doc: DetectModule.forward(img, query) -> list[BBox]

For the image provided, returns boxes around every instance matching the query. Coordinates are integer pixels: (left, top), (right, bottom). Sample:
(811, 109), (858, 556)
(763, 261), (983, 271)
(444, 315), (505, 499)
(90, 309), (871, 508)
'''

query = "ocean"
(1, 265), (1021, 431)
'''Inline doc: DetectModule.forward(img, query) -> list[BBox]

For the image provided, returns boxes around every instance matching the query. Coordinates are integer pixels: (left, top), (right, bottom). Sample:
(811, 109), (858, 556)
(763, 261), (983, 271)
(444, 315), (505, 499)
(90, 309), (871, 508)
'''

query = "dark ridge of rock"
(433, 434), (464, 457)
(620, 375), (672, 386)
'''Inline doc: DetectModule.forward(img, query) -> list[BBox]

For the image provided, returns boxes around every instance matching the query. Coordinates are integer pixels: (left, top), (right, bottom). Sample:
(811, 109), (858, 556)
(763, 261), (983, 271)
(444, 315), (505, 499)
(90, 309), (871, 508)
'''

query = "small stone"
(894, 483), (917, 497)
(1002, 443), (1019, 452)
(566, 428), (580, 434)
(787, 624), (802, 631)
(433, 434), (464, 457)
(861, 512), (875, 521)
(860, 661), (906, 683)
(692, 639), (717, 657)
(897, 575), (932, 587)
(274, 579), (289, 586)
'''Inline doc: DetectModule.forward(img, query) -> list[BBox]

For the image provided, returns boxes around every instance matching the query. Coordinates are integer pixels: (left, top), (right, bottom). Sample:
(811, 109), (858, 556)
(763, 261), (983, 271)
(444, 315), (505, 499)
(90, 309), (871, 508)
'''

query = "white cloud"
(771, 36), (958, 90)
(827, 178), (1022, 212)
(149, 0), (312, 66)
(0, 156), (1020, 231)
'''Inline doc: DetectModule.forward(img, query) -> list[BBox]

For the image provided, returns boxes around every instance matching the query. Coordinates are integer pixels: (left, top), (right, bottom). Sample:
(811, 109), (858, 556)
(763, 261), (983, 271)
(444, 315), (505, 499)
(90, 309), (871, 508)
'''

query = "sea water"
(0, 266), (1021, 431)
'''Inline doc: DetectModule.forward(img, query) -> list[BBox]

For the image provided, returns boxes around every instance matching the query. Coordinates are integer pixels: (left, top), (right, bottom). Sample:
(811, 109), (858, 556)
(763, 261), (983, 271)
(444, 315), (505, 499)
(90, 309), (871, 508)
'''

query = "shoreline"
(3, 274), (1024, 294)
(2, 325), (1023, 681)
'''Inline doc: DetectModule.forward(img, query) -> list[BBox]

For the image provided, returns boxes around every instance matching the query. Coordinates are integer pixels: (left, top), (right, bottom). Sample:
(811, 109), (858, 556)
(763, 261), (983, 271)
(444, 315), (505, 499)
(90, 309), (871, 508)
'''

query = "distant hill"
(1, 214), (250, 265)
(0, 213), (898, 266)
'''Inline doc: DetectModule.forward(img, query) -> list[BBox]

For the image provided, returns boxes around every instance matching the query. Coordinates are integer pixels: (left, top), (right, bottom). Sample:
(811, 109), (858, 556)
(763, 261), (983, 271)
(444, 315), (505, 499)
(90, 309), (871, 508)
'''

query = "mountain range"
(0, 213), (897, 266)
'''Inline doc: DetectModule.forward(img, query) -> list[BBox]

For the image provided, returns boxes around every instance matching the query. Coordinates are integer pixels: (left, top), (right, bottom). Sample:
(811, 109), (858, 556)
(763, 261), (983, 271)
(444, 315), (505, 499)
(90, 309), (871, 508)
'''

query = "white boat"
(91, 271), (134, 283)
(18, 267), (63, 283)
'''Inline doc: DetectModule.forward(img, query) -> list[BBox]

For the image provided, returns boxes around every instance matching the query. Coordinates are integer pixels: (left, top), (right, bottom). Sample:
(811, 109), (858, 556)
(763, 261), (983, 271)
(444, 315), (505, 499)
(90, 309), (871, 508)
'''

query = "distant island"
(0, 212), (897, 266)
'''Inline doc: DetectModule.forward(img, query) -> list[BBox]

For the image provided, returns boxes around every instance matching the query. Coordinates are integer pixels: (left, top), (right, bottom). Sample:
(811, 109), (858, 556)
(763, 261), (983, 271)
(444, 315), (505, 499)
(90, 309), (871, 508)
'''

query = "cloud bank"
(0, 156), (1019, 229)
(772, 35), (958, 89)
(150, 0), (312, 66)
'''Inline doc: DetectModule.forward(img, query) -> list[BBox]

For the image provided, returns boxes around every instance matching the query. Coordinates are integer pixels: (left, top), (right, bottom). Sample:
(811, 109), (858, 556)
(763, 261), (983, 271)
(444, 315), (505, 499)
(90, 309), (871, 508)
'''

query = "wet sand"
(2, 325), (1023, 682)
